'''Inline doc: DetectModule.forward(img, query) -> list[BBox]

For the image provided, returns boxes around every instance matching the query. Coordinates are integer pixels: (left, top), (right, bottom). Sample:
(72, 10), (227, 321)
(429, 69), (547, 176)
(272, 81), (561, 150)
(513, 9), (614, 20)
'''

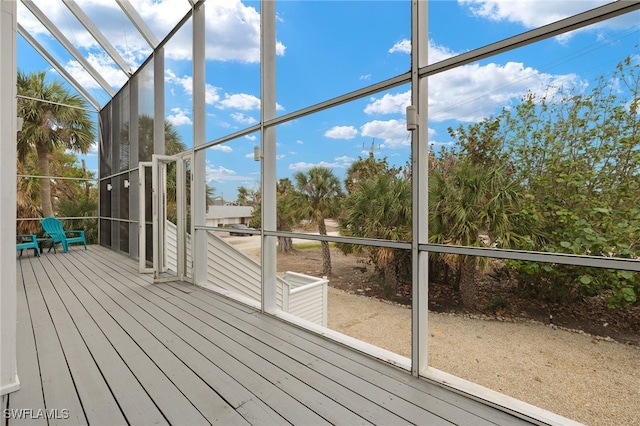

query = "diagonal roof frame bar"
(17, 23), (101, 110)
(20, 0), (116, 97)
(62, 0), (132, 77)
(420, 0), (640, 78)
(116, 0), (159, 49)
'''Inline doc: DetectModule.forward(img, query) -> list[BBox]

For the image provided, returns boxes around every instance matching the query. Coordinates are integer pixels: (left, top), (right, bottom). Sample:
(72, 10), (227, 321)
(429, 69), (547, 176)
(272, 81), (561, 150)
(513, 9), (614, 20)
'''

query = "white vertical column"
(192, 1), (207, 285)
(261, 0), (277, 313)
(154, 48), (165, 156)
(411, 0), (429, 377)
(0, 0), (20, 396)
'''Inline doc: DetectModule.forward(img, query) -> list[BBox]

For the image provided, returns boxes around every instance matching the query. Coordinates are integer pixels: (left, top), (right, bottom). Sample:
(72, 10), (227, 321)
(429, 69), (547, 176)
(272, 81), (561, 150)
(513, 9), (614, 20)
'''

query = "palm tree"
(292, 167), (344, 275)
(248, 178), (296, 253)
(17, 71), (95, 218)
(429, 159), (534, 308)
(16, 160), (41, 235)
(344, 152), (398, 194)
(339, 173), (412, 295)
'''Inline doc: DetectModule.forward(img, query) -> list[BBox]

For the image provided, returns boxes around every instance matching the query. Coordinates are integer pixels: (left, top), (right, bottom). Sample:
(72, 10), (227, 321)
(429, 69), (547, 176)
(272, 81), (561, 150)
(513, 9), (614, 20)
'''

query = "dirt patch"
(276, 245), (640, 425)
(277, 246), (640, 346)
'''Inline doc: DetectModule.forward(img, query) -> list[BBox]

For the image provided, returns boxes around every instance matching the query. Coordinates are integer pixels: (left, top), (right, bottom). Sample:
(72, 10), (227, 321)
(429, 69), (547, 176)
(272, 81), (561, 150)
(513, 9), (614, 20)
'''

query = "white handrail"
(290, 279), (328, 295)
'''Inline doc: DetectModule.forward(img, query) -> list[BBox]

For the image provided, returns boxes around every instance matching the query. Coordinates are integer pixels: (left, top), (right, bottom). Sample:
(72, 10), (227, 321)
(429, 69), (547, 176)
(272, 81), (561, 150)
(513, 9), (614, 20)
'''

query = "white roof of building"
(206, 205), (253, 219)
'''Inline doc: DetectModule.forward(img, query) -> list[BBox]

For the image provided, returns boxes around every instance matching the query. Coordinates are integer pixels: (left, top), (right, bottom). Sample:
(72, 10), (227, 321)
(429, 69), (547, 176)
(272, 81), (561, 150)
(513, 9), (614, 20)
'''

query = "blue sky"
(16, 0), (640, 200)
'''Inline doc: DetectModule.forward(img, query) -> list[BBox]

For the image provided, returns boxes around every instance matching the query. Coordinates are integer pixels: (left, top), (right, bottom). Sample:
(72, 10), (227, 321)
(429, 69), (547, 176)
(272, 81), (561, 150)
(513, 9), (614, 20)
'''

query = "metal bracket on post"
(406, 105), (418, 131)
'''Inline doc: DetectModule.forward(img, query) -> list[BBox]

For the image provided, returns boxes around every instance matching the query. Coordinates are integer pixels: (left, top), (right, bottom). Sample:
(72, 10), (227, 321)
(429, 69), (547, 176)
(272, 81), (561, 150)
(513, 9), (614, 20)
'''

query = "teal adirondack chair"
(41, 217), (87, 253)
(16, 234), (40, 257)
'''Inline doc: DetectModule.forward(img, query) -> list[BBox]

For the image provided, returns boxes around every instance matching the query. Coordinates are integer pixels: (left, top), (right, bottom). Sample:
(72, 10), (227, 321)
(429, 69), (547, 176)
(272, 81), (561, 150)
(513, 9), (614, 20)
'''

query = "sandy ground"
(224, 234), (640, 425)
(328, 287), (640, 426)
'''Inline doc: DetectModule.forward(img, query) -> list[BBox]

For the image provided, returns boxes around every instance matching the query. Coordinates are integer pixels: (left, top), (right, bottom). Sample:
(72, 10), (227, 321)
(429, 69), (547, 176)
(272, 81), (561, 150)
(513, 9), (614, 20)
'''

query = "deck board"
(21, 257), (87, 425)
(75, 248), (323, 425)
(10, 261), (47, 425)
(35, 255), (168, 425)
(80, 249), (368, 425)
(48, 251), (239, 426)
(29, 255), (127, 426)
(176, 281), (518, 425)
(6, 246), (541, 425)
(63, 251), (260, 425)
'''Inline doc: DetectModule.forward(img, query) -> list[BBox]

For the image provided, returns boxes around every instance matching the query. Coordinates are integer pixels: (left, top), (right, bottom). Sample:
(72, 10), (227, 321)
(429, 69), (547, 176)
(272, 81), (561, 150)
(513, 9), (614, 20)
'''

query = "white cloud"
(457, 1), (637, 42)
(296, 140), (304, 144)
(165, 71), (222, 105)
(19, 1), (152, 75)
(387, 39), (464, 64)
(166, 71), (275, 114)
(166, 108), (192, 126)
(360, 74), (372, 80)
(389, 39), (411, 54)
(202, 0), (286, 62)
(218, 93), (261, 110)
(205, 162), (251, 183)
(360, 120), (410, 149)
(366, 41), (582, 123)
(429, 61), (582, 122)
(245, 134), (257, 141)
(231, 112), (258, 124)
(17, 0), (287, 95)
(212, 145), (233, 153)
(288, 156), (355, 171)
(84, 143), (99, 157)
(429, 140), (456, 147)
(364, 91), (411, 115)
(429, 41), (459, 64)
(62, 53), (129, 90)
(458, 0), (608, 28)
(324, 126), (358, 139)
(335, 155), (355, 163)
(153, 0), (285, 62)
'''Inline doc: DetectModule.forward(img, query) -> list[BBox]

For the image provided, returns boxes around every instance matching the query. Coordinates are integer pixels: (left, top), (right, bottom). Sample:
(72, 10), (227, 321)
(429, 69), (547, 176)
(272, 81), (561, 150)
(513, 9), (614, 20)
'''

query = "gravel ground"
(328, 287), (640, 426)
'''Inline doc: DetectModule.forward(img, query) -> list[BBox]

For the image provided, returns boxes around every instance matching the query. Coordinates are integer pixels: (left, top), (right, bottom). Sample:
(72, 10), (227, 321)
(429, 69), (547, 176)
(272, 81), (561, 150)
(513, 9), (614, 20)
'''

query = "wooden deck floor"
(4, 245), (538, 425)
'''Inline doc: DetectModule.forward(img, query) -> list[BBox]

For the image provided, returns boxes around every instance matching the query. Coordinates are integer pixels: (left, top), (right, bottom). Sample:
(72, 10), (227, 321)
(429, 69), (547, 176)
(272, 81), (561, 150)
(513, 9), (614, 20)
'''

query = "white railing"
(165, 222), (327, 325)
(283, 271), (328, 327)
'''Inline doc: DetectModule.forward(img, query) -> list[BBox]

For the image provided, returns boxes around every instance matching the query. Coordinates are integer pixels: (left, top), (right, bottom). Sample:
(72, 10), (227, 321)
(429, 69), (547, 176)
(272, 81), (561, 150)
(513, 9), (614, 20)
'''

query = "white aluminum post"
(154, 48), (165, 157)
(261, 0), (277, 313)
(152, 156), (160, 279)
(176, 157), (186, 280)
(1, 0), (19, 396)
(192, 1), (207, 286)
(411, 0), (429, 377)
(139, 162), (153, 273)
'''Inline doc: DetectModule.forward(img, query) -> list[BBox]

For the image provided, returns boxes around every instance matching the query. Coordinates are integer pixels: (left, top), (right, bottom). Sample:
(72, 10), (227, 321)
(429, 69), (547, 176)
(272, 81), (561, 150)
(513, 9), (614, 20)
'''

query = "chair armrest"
(17, 234), (37, 242)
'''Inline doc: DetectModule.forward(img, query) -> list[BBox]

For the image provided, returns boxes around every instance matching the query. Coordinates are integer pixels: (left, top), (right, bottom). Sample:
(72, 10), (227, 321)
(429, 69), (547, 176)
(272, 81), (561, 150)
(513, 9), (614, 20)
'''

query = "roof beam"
(20, 0), (116, 97)
(116, 0), (159, 49)
(17, 23), (100, 110)
(62, 0), (132, 76)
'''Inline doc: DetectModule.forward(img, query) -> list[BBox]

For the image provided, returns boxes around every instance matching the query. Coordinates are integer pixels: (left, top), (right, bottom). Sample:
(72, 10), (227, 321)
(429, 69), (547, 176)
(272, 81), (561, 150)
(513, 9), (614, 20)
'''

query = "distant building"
(206, 205), (254, 228)
(209, 195), (237, 206)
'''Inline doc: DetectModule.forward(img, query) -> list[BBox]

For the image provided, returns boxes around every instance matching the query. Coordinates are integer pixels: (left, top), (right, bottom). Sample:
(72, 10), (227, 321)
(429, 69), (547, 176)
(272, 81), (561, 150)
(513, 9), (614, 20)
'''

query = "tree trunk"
(383, 263), (399, 297)
(278, 236), (293, 253)
(317, 219), (331, 275)
(37, 145), (54, 217)
(82, 159), (90, 197)
(459, 256), (478, 309)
